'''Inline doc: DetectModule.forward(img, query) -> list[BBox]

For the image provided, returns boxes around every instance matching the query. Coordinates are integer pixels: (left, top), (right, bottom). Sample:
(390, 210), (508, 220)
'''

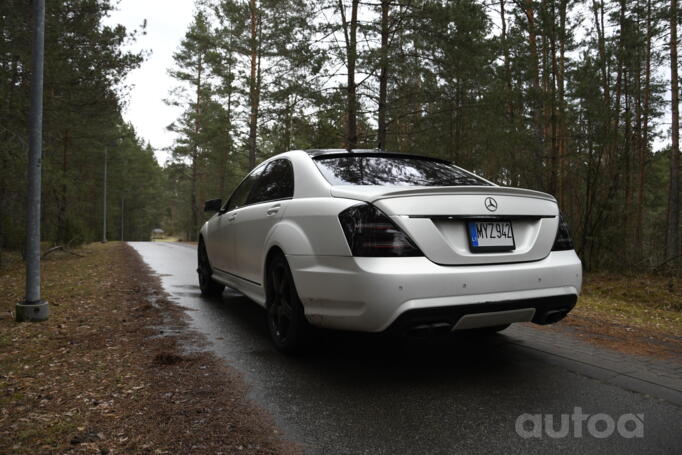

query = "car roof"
(304, 148), (384, 157)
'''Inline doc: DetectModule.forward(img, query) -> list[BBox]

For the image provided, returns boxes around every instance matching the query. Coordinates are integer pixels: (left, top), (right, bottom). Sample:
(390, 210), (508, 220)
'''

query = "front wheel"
(197, 239), (225, 297)
(266, 254), (310, 354)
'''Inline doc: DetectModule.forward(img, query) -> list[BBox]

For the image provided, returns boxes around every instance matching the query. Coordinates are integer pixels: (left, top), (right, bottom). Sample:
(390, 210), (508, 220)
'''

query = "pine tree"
(667, 0), (680, 266)
(167, 10), (215, 239)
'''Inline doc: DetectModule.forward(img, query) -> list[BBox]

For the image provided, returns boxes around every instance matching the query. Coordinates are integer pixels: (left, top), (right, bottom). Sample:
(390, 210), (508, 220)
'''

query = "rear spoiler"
(330, 185), (557, 204)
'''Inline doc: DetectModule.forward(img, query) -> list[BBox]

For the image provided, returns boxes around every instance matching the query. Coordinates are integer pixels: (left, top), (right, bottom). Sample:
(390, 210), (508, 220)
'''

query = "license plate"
(467, 220), (515, 252)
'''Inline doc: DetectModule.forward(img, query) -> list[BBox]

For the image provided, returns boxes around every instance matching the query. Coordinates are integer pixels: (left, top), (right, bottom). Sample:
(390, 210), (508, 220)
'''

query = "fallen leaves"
(0, 242), (298, 454)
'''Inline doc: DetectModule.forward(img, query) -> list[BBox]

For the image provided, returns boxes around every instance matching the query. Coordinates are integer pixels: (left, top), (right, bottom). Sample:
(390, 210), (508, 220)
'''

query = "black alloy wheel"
(197, 239), (225, 297)
(267, 254), (309, 354)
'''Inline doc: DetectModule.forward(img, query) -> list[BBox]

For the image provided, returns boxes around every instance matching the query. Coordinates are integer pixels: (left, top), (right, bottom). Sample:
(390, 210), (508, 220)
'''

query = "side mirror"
(204, 198), (222, 213)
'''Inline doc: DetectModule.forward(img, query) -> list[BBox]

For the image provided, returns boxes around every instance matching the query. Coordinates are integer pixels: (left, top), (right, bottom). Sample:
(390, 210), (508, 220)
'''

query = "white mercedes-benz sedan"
(198, 149), (582, 353)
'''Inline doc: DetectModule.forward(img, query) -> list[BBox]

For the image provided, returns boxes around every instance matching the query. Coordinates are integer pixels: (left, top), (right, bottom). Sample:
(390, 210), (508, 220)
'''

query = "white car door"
(232, 159), (294, 285)
(213, 165), (266, 274)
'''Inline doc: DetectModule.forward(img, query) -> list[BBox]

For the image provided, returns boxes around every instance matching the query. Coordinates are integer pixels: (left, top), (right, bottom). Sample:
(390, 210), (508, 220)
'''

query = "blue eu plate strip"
(468, 222), (478, 246)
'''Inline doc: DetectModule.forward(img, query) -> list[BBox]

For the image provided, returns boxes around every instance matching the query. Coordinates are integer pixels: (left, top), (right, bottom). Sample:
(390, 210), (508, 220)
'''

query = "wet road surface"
(130, 242), (681, 454)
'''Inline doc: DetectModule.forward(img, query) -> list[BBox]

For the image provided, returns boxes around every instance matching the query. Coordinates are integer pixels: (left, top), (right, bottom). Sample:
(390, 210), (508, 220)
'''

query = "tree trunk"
(190, 157), (198, 241)
(219, 30), (236, 199)
(339, 0), (359, 150)
(633, 33), (643, 254)
(283, 95), (297, 153)
(220, 90), (233, 199)
(557, 0), (567, 207)
(0, 187), (3, 267)
(623, 66), (633, 260)
(636, 0), (653, 252)
(605, 0), (625, 201)
(500, 0), (514, 123)
(248, 0), (260, 169)
(592, 1), (610, 101)
(191, 53), (203, 238)
(522, 0), (543, 188)
(0, 56), (20, 265)
(377, 0), (390, 149)
(57, 130), (69, 243)
(667, 0), (680, 264)
(547, 0), (559, 196)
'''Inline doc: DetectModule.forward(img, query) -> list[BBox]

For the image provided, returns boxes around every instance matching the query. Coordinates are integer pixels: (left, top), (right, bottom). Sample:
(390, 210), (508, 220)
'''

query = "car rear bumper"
(287, 250), (582, 332)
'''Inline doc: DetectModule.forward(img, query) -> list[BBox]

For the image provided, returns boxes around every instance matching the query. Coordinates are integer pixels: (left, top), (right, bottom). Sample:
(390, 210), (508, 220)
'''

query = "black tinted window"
(225, 165), (266, 211)
(314, 155), (489, 186)
(247, 159), (294, 204)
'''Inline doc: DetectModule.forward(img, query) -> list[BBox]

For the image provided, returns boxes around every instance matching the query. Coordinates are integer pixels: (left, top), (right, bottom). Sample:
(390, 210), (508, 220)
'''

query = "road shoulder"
(0, 242), (298, 454)
(506, 324), (682, 407)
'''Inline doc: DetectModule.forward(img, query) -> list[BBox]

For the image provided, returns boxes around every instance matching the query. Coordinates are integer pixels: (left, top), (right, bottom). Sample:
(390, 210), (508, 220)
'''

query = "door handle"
(266, 204), (281, 216)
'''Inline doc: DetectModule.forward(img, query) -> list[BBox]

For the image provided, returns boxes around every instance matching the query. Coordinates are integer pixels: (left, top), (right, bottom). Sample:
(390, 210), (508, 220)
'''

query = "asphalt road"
(129, 241), (681, 454)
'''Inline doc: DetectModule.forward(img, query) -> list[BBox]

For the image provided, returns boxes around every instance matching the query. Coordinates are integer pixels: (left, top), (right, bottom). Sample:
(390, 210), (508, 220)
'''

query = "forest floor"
(550, 272), (682, 359)
(0, 243), (299, 454)
(0, 244), (680, 453)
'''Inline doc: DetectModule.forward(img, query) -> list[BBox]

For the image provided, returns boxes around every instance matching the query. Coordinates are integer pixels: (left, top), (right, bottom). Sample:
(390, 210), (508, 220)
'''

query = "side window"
(246, 159), (294, 205)
(224, 165), (266, 212)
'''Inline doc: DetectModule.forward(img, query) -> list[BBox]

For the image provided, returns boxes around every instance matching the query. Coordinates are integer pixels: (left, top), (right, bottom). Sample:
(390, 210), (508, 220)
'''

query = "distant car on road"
(198, 149), (582, 353)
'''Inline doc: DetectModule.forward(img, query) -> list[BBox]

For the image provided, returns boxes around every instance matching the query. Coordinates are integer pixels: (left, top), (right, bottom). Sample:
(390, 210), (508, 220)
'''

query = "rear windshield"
(313, 155), (490, 186)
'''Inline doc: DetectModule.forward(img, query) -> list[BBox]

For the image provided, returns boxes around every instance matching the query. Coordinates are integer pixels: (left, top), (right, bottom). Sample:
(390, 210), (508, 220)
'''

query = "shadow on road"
(190, 286), (545, 393)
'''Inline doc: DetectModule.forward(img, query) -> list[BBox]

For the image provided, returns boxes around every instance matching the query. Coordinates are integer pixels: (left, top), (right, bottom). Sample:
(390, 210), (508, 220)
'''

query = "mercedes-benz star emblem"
(484, 197), (498, 212)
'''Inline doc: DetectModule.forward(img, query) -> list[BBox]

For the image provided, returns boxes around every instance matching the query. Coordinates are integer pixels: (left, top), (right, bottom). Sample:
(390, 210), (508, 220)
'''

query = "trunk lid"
(331, 185), (559, 265)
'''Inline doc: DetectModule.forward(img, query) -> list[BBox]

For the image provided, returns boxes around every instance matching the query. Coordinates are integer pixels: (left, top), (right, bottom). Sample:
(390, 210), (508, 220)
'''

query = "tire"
(197, 239), (225, 297)
(266, 254), (310, 354)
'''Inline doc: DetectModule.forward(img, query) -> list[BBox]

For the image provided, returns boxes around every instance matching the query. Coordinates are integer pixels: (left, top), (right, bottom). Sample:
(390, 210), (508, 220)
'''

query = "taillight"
(338, 204), (423, 257)
(552, 213), (574, 251)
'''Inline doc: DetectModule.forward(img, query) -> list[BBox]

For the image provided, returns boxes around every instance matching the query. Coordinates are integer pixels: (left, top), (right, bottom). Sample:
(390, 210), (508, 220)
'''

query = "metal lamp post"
(16, 0), (48, 322)
(102, 147), (108, 243)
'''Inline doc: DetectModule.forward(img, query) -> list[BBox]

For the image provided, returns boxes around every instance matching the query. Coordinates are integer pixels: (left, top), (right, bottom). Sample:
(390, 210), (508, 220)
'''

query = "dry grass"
(0, 242), (298, 454)
(558, 273), (682, 358)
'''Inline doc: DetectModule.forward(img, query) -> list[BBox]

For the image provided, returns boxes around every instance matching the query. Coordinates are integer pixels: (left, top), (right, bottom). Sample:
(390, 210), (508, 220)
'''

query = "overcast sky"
(104, 0), (195, 164)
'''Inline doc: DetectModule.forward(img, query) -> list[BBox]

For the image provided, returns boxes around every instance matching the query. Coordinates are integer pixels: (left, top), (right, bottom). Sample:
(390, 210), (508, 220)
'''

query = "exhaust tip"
(536, 309), (568, 325)
(405, 322), (452, 338)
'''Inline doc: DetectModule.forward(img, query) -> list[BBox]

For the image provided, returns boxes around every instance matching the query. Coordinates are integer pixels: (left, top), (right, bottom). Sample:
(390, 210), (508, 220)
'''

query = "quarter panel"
(277, 197), (359, 256)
